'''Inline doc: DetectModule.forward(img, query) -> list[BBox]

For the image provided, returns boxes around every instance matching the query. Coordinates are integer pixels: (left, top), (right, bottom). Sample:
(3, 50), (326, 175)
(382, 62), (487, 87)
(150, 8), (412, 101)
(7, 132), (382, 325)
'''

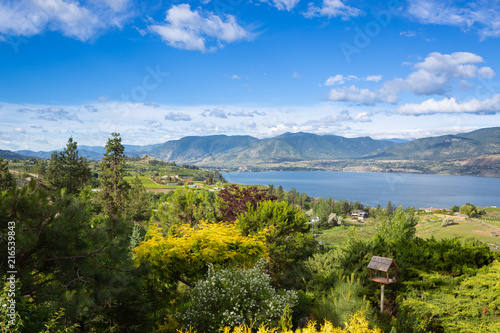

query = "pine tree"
(45, 137), (91, 194)
(99, 133), (130, 219)
(0, 157), (14, 190)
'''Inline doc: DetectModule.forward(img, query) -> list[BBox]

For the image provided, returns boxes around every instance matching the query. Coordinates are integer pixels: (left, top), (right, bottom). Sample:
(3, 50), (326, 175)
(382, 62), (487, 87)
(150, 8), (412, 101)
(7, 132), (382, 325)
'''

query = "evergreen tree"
(0, 157), (14, 191)
(126, 176), (151, 222)
(34, 158), (46, 179)
(386, 200), (395, 216)
(45, 137), (91, 194)
(99, 133), (130, 219)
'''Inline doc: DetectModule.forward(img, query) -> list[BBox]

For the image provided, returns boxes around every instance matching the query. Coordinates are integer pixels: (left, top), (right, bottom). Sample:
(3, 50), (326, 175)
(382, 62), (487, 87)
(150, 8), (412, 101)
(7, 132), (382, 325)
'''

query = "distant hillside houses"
(351, 209), (368, 220)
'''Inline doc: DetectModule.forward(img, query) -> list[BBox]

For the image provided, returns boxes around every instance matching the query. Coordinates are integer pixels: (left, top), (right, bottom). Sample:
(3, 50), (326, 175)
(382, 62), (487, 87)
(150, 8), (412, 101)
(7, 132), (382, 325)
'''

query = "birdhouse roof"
(367, 256), (398, 272)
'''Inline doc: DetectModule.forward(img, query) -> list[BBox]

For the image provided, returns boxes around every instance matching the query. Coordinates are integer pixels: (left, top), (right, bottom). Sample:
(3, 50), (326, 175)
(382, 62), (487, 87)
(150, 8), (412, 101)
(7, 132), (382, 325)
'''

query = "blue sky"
(1, 0), (499, 151)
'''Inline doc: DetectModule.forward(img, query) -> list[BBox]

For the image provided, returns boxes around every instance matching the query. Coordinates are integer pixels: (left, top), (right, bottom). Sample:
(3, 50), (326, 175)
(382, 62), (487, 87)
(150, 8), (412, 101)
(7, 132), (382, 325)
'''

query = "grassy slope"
(317, 208), (500, 251)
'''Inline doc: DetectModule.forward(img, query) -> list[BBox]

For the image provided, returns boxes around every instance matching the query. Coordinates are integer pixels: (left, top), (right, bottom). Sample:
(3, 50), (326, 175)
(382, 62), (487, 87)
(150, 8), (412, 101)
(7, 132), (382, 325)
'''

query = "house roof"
(367, 256), (398, 272)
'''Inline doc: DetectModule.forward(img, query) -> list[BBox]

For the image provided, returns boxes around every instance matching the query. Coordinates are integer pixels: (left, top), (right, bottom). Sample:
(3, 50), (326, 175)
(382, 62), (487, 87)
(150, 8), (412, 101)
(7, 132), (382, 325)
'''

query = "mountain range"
(2, 127), (499, 175)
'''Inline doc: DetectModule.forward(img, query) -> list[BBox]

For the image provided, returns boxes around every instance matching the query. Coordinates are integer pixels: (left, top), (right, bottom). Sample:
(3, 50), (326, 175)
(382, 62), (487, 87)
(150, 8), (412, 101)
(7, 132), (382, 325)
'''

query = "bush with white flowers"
(178, 260), (298, 332)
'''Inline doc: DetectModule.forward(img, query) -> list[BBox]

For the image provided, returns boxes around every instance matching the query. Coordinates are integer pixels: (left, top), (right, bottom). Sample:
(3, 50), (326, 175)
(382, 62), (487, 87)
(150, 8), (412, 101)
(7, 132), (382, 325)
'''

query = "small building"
(351, 209), (369, 219)
(367, 256), (398, 285)
(367, 256), (398, 314)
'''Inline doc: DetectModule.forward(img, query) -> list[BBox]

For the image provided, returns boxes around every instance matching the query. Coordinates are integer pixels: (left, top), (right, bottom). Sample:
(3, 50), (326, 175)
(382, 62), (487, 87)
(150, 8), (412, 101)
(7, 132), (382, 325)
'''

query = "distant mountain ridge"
(198, 132), (396, 165)
(364, 127), (500, 161)
(4, 128), (499, 172)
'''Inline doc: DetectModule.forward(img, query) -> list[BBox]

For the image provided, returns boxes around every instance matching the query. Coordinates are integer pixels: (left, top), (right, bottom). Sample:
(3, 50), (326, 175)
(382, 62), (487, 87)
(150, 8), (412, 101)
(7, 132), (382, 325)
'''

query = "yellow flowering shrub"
(179, 311), (381, 333)
(133, 220), (268, 285)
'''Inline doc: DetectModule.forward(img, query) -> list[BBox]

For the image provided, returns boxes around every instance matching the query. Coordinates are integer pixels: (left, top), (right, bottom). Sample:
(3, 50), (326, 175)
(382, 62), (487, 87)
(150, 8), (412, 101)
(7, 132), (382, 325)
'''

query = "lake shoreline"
(223, 171), (500, 209)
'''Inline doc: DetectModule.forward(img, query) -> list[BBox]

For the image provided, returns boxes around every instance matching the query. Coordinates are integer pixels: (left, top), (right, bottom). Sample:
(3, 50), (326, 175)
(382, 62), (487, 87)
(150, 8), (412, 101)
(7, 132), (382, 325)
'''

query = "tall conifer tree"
(0, 157), (14, 190)
(99, 133), (130, 219)
(45, 137), (91, 194)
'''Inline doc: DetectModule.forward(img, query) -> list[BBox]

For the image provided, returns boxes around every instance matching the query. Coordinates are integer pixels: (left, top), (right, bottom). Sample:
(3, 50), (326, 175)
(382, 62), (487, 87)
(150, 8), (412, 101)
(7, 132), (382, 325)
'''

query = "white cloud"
(231, 74), (241, 80)
(328, 52), (496, 105)
(325, 74), (347, 85)
(203, 107), (228, 118)
(325, 74), (381, 86)
(328, 85), (381, 105)
(0, 0), (131, 41)
(407, 0), (500, 39)
(394, 94), (500, 116)
(149, 4), (252, 52)
(293, 72), (301, 79)
(164, 111), (192, 121)
(353, 111), (372, 122)
(304, 0), (363, 19)
(400, 30), (417, 37)
(365, 75), (382, 82)
(267, 0), (301, 11)
(17, 107), (81, 122)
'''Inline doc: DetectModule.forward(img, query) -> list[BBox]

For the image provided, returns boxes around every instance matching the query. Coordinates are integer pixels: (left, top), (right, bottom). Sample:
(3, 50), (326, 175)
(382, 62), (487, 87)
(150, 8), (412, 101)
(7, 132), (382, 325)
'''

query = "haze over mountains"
(4, 128), (500, 171)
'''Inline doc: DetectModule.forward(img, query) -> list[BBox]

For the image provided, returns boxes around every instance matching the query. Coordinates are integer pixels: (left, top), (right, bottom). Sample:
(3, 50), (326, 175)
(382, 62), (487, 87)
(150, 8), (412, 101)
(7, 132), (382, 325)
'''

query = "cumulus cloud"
(262, 0), (301, 11)
(17, 107), (81, 122)
(353, 111), (372, 122)
(407, 0), (500, 39)
(393, 94), (500, 116)
(143, 102), (160, 108)
(147, 120), (162, 128)
(328, 52), (496, 105)
(0, 0), (131, 41)
(328, 85), (381, 105)
(325, 74), (382, 86)
(84, 104), (98, 112)
(149, 4), (253, 52)
(304, 0), (363, 19)
(164, 111), (192, 121)
(202, 107), (227, 118)
(228, 110), (266, 117)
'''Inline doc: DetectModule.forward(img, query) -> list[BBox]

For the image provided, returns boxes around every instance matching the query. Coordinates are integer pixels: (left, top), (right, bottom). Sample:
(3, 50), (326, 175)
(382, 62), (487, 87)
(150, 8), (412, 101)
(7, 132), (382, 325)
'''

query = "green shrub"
(441, 217), (455, 227)
(178, 260), (298, 332)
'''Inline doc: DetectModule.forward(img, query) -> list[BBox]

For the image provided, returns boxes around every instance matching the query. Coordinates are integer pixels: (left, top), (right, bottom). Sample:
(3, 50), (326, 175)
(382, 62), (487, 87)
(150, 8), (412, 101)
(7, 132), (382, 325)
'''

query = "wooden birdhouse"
(367, 256), (399, 313)
(367, 256), (398, 285)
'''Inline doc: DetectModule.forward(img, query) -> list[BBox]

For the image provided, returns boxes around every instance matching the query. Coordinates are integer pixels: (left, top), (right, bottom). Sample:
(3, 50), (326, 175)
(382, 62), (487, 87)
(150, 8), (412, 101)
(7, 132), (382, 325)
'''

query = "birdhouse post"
(367, 256), (398, 313)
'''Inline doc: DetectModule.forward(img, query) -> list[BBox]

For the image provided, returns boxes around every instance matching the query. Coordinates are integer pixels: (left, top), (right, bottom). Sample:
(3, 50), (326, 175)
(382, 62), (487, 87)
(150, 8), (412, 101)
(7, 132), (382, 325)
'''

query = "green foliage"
(314, 273), (371, 328)
(396, 237), (495, 277)
(0, 157), (14, 190)
(376, 207), (418, 244)
(99, 133), (131, 219)
(126, 175), (152, 222)
(177, 260), (298, 332)
(237, 200), (317, 287)
(460, 202), (479, 218)
(45, 137), (91, 194)
(151, 186), (217, 231)
(401, 261), (500, 332)
(441, 217), (454, 227)
(0, 179), (151, 332)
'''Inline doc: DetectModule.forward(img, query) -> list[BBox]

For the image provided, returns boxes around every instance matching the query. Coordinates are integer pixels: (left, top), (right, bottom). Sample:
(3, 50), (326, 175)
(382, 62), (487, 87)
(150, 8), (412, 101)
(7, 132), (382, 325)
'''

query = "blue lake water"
(222, 171), (500, 209)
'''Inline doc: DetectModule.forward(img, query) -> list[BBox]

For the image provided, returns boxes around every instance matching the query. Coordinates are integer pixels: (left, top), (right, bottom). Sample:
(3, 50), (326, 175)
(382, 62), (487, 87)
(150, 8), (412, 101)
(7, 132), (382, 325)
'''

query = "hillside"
(197, 132), (395, 165)
(150, 135), (259, 163)
(364, 127), (500, 161)
(0, 149), (27, 159)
